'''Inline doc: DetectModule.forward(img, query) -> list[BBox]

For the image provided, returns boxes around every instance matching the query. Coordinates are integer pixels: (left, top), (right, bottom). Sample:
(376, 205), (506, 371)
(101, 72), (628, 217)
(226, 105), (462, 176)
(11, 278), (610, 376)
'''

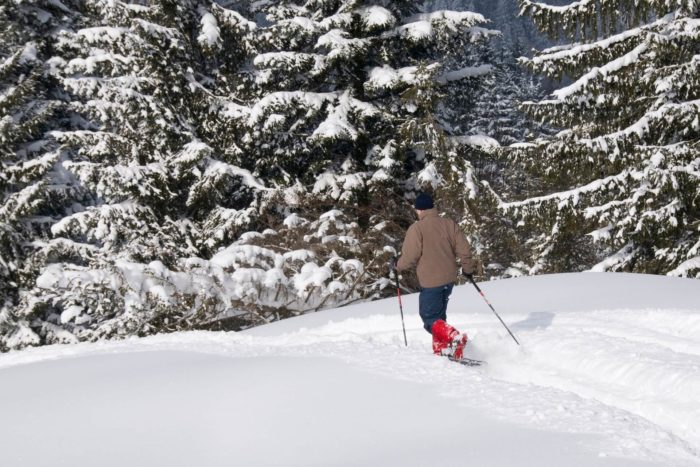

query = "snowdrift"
(1, 273), (699, 467)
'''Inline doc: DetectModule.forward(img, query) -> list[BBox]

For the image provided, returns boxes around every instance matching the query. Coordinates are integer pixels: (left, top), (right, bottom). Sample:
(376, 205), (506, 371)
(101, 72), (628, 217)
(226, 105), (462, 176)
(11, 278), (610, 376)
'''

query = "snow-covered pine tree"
(1, 0), (502, 349)
(213, 1), (500, 294)
(454, 43), (550, 146)
(10, 0), (236, 346)
(502, 0), (700, 277)
(0, 0), (82, 350)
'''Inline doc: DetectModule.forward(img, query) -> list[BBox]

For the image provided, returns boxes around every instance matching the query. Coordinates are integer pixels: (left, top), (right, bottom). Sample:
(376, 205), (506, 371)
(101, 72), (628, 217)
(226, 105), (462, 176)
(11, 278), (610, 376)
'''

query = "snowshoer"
(392, 192), (474, 359)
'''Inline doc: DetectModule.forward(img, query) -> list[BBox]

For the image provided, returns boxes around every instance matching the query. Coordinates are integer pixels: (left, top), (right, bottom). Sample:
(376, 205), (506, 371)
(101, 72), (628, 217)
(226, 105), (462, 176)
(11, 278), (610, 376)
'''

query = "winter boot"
(431, 320), (468, 358)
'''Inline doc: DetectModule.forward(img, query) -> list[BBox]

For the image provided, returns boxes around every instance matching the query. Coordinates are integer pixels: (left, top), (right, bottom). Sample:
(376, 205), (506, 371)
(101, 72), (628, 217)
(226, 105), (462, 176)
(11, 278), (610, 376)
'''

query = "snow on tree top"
(313, 173), (368, 201)
(312, 108), (356, 140)
(317, 12), (353, 31)
(17, 42), (38, 64)
(293, 262), (333, 294)
(449, 134), (501, 150)
(417, 162), (441, 189)
(203, 160), (269, 192)
(222, 101), (250, 120)
(384, 10), (489, 42)
(283, 213), (308, 228)
(284, 16), (318, 33)
(282, 249), (315, 263)
(395, 21), (434, 41)
(312, 91), (378, 141)
(520, 0), (592, 14)
(210, 244), (277, 270)
(214, 4), (257, 32)
(198, 12), (220, 48)
(365, 64), (439, 91)
(315, 29), (370, 59)
(131, 19), (183, 47)
(173, 140), (211, 164)
(357, 6), (396, 29)
(246, 91), (336, 125)
(521, 0), (690, 16)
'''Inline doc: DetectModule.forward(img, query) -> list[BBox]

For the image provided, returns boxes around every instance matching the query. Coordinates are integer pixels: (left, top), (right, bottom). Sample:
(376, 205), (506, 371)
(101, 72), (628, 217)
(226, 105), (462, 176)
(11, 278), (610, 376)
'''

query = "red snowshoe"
(431, 319), (468, 359)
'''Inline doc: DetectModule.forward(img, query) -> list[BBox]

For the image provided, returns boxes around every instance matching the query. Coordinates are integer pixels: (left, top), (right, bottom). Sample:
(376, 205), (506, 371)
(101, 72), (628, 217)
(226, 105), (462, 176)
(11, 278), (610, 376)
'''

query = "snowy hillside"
(1, 273), (699, 467)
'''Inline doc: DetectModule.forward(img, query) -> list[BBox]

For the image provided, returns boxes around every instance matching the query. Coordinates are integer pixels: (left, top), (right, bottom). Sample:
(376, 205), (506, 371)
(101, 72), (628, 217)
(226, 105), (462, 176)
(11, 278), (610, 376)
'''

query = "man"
(392, 192), (474, 359)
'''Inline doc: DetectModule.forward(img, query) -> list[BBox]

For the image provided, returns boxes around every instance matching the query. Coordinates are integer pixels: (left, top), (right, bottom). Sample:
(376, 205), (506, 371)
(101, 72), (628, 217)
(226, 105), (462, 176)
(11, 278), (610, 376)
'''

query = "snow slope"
(1, 273), (699, 467)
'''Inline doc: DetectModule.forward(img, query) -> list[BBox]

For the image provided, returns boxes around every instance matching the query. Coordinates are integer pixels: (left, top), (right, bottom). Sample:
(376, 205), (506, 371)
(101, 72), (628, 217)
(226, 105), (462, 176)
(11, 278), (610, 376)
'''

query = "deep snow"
(1, 273), (699, 467)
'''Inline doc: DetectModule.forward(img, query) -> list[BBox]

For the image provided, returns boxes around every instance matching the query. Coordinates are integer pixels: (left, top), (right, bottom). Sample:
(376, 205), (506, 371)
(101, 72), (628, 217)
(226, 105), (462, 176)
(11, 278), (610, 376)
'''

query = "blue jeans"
(418, 283), (454, 333)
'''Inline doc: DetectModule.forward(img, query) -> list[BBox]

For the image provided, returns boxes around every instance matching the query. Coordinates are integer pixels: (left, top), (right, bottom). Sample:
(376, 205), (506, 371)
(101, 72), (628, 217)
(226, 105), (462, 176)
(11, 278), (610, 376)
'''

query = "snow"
(311, 91), (378, 141)
(586, 99), (700, 150)
(500, 170), (626, 209)
(215, 5), (256, 32)
(201, 159), (269, 191)
(246, 91), (336, 125)
(396, 20), (434, 41)
(59, 305), (85, 324)
(407, 10), (487, 27)
(450, 134), (501, 150)
(528, 14), (674, 72)
(357, 6), (395, 29)
(315, 29), (369, 60)
(669, 257), (700, 277)
(293, 262), (333, 294)
(73, 26), (129, 44)
(2, 273), (700, 466)
(254, 51), (326, 76)
(312, 172), (368, 200)
(552, 43), (649, 101)
(19, 42), (38, 64)
(283, 212), (308, 228)
(414, 162), (440, 189)
(520, 0), (593, 15)
(364, 64), (431, 89)
(198, 12), (220, 48)
(437, 64), (493, 83)
(590, 243), (636, 272)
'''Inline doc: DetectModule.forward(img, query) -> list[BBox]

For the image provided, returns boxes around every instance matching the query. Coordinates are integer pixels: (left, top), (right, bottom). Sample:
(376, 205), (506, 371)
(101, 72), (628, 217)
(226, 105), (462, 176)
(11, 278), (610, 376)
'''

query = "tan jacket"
(396, 208), (473, 288)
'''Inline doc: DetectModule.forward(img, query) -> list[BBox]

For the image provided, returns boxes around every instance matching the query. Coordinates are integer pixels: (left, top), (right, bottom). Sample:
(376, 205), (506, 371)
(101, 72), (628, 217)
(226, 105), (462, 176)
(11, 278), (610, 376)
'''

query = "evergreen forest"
(1, 0), (698, 350)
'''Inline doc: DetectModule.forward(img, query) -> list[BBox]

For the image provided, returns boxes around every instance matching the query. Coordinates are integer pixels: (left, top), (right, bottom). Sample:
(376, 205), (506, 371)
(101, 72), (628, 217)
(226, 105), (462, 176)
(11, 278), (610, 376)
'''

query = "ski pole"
(468, 276), (520, 346)
(393, 270), (408, 347)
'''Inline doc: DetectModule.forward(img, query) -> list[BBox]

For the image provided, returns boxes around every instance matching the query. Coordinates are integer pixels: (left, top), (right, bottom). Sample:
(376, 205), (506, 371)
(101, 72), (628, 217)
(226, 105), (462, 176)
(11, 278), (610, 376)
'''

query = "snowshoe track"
(265, 308), (700, 465)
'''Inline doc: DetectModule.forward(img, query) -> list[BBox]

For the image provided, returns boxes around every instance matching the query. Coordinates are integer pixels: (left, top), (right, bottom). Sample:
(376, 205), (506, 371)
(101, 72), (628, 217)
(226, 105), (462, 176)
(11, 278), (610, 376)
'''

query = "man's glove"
(462, 269), (474, 282)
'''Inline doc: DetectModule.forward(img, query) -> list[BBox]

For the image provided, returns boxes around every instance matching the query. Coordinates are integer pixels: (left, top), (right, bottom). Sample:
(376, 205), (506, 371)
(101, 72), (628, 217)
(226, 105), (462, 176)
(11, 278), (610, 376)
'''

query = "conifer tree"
(1, 0), (503, 349)
(503, 0), (700, 277)
(215, 1), (500, 292)
(11, 0), (222, 345)
(0, 0), (81, 350)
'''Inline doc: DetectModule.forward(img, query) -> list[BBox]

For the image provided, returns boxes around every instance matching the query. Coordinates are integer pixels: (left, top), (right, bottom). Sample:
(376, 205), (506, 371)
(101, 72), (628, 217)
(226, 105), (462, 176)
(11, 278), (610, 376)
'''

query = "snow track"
(1, 273), (699, 466)
(261, 308), (700, 465)
(486, 310), (700, 459)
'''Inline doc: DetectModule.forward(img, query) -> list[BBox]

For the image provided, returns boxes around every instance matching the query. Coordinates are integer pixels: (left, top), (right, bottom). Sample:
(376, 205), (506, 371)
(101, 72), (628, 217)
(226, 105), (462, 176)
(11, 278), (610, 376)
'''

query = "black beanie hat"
(414, 192), (434, 210)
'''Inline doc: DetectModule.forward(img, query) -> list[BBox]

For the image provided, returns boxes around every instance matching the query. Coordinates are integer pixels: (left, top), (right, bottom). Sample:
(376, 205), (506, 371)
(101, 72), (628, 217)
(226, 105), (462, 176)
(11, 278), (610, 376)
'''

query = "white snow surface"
(1, 273), (700, 467)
